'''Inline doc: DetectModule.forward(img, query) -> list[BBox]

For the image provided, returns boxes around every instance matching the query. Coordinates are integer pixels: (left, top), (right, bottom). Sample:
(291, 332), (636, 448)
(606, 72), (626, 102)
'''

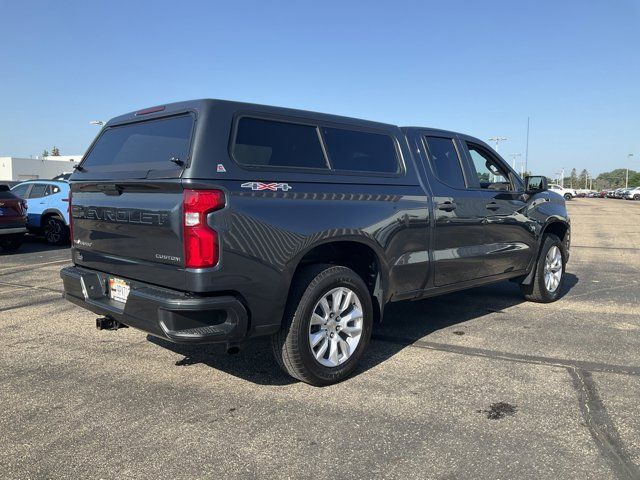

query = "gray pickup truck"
(61, 99), (570, 385)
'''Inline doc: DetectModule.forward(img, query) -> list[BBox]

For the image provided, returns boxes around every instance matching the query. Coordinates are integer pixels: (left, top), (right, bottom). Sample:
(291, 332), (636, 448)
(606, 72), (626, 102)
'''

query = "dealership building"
(0, 155), (82, 181)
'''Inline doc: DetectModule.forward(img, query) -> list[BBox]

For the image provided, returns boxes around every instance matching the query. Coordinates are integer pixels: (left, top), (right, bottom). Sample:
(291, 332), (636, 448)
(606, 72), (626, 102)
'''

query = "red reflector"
(135, 105), (165, 116)
(183, 189), (225, 268)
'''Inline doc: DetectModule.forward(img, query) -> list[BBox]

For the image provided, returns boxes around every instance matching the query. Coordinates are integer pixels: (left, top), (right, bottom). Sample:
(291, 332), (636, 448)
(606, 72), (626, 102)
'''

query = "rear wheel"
(521, 234), (565, 303)
(44, 216), (69, 245)
(271, 264), (373, 386)
(634, 194), (640, 201)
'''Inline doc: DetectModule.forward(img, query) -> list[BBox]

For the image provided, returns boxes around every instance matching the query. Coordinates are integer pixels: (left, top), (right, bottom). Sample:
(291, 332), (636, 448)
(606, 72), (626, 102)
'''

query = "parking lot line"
(0, 258), (70, 275)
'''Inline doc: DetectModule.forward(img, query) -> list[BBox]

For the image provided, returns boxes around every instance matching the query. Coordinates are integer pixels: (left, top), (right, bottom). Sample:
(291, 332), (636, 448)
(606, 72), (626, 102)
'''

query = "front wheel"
(521, 234), (566, 303)
(271, 264), (373, 386)
(564, 193), (572, 200)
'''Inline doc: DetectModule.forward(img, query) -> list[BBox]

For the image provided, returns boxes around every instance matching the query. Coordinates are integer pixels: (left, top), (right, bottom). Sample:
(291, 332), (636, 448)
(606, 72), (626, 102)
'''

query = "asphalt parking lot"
(1, 199), (639, 479)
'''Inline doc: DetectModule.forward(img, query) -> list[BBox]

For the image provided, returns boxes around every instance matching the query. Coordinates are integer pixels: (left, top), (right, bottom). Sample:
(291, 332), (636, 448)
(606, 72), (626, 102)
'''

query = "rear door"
(70, 114), (195, 282)
(460, 140), (534, 275)
(421, 134), (491, 286)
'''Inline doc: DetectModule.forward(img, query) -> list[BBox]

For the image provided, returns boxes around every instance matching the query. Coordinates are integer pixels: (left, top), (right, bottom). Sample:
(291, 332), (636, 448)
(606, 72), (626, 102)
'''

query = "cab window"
(424, 136), (466, 189)
(466, 143), (514, 191)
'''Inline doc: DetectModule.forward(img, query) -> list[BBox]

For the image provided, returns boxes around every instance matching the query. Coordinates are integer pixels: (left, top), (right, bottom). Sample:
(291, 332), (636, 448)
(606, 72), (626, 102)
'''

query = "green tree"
(578, 169), (589, 189)
(51, 146), (60, 156)
(570, 168), (577, 188)
(42, 149), (49, 158)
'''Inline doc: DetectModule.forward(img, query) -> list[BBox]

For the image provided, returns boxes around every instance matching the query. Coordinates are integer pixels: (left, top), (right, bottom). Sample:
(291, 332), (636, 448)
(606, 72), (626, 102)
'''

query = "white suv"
(624, 187), (640, 200)
(548, 184), (577, 200)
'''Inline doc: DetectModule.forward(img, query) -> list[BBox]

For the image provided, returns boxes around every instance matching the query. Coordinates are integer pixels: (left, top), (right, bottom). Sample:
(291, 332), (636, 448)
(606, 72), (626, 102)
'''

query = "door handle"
(437, 201), (457, 212)
(485, 202), (500, 211)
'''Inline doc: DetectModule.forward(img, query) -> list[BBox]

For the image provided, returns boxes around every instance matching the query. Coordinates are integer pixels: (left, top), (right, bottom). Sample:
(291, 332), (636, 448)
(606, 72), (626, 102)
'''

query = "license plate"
(0, 208), (5, 216)
(108, 277), (130, 303)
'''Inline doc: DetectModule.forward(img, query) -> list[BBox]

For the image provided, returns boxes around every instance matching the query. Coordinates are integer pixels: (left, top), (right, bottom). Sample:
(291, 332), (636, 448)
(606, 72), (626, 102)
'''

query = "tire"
(0, 235), (24, 251)
(563, 193), (572, 200)
(43, 216), (69, 245)
(520, 234), (566, 303)
(634, 195), (640, 201)
(271, 264), (373, 386)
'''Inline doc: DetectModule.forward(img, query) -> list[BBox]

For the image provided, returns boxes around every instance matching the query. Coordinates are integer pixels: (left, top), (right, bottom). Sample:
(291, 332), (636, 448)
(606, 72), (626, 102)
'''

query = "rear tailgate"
(70, 113), (195, 287)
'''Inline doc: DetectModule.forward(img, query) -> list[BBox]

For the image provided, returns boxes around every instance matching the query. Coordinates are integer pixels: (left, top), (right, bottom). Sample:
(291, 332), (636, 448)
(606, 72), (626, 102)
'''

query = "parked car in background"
(548, 184), (577, 200)
(624, 187), (640, 200)
(0, 185), (27, 251)
(10, 180), (71, 245)
(614, 188), (627, 198)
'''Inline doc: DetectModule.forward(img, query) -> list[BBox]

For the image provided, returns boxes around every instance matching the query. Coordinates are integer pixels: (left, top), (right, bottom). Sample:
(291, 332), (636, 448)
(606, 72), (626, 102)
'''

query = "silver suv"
(624, 187), (640, 200)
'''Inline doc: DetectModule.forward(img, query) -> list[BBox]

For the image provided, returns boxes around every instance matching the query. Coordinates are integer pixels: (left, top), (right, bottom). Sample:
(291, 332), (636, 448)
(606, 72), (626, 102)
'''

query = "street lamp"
(89, 120), (106, 126)
(626, 153), (634, 188)
(488, 137), (508, 152)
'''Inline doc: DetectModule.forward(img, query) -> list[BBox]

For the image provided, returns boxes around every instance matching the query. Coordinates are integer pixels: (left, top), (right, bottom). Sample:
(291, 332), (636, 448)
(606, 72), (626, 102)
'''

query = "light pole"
(489, 137), (508, 153)
(509, 153), (522, 170)
(626, 153), (634, 188)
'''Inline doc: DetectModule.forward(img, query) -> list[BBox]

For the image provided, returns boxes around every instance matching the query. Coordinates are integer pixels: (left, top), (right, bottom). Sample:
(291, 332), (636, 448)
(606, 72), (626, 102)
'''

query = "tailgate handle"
(100, 184), (123, 196)
(485, 202), (500, 211)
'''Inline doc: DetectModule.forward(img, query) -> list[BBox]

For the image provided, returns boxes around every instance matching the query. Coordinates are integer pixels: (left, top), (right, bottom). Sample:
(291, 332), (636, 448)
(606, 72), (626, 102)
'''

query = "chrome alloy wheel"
(543, 245), (563, 293)
(308, 287), (364, 367)
(45, 218), (62, 244)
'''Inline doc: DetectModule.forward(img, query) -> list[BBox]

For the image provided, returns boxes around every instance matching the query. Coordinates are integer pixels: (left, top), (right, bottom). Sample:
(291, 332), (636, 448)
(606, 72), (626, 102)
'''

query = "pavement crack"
(568, 368), (640, 480)
(372, 334), (640, 377)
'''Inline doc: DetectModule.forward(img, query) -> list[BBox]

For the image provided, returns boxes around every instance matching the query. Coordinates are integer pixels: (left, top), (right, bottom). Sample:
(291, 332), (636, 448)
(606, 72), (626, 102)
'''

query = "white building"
(0, 155), (82, 181)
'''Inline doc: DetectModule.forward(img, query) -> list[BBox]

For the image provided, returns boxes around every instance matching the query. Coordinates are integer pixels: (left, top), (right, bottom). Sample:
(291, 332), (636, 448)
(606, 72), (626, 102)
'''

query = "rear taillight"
(183, 189), (225, 268)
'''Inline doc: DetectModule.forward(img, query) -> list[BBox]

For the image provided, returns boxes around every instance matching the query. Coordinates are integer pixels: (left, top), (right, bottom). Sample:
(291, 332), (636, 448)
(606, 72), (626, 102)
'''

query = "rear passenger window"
(424, 137), (466, 189)
(321, 128), (399, 173)
(28, 184), (47, 199)
(233, 117), (328, 169)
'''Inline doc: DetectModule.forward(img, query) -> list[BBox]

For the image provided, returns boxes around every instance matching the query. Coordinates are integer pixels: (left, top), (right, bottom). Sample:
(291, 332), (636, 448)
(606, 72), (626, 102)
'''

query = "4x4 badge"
(241, 182), (292, 192)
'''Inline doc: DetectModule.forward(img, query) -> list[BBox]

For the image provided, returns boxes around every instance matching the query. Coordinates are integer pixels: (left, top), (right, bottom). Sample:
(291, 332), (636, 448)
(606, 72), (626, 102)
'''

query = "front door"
(421, 135), (492, 286)
(461, 140), (535, 276)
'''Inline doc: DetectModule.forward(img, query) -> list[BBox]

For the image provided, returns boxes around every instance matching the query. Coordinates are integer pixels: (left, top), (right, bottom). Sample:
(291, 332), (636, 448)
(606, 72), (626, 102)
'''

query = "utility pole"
(488, 137), (508, 153)
(627, 153), (634, 188)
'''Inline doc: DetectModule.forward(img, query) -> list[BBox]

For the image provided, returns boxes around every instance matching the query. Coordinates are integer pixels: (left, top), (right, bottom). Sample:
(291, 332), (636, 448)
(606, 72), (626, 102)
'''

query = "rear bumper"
(60, 266), (248, 344)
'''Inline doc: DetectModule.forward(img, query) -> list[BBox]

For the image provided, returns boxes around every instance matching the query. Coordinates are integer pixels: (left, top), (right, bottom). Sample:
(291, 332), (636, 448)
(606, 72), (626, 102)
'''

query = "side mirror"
(525, 175), (548, 193)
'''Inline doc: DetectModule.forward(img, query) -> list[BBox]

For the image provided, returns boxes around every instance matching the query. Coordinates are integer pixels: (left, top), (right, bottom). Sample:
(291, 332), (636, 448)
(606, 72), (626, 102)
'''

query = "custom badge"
(241, 181), (292, 192)
(216, 164), (227, 173)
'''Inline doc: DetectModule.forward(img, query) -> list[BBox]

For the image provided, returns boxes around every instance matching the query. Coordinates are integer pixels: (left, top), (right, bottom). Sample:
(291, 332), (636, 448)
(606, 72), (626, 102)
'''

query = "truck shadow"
(149, 274), (578, 386)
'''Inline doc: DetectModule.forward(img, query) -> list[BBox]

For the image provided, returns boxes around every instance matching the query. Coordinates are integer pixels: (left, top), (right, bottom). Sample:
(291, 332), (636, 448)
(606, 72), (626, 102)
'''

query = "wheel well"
(40, 211), (63, 227)
(293, 241), (383, 320)
(543, 221), (569, 243)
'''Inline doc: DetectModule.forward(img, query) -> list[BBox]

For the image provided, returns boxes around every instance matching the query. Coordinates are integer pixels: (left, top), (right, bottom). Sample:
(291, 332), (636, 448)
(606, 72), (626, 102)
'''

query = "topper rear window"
(81, 114), (194, 175)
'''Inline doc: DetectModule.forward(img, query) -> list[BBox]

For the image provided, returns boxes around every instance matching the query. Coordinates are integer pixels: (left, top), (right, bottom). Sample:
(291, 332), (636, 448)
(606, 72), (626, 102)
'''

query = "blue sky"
(1, 0), (638, 177)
